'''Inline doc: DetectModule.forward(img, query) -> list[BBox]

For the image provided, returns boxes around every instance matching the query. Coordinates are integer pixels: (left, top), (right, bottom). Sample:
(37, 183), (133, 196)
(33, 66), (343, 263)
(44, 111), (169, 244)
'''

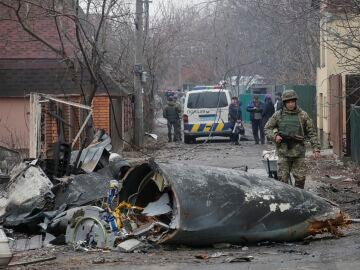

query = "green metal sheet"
(350, 107), (360, 164)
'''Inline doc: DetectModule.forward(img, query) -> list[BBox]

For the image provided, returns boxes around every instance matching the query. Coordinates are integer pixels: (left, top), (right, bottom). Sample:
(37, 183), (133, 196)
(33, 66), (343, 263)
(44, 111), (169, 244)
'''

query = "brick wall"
(38, 94), (133, 157)
(41, 95), (110, 155)
(41, 96), (82, 157)
(92, 96), (110, 134)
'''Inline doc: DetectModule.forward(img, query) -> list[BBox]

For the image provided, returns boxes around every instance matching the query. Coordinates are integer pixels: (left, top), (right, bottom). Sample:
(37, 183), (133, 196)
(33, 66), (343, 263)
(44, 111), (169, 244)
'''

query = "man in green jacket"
(264, 90), (321, 189)
(163, 96), (182, 142)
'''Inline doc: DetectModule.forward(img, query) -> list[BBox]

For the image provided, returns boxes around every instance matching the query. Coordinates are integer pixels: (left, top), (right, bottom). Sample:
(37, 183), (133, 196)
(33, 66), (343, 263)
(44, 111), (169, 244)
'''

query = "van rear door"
(184, 90), (231, 134)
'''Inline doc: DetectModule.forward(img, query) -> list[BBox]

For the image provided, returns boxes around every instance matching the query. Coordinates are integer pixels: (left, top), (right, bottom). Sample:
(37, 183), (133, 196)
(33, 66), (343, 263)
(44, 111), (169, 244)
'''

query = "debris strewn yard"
(1, 117), (359, 270)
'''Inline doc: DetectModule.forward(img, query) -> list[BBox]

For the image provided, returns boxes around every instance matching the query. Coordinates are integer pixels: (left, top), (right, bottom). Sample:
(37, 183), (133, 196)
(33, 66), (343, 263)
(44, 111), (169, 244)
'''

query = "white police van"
(182, 86), (232, 144)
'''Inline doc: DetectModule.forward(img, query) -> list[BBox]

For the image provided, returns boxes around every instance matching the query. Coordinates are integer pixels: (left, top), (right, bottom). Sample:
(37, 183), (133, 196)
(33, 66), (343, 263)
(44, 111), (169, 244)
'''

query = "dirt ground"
(6, 119), (360, 269)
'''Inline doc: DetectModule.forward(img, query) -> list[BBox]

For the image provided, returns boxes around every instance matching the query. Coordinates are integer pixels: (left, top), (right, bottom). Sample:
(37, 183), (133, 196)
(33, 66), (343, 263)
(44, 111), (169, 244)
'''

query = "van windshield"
(187, 92), (228, 108)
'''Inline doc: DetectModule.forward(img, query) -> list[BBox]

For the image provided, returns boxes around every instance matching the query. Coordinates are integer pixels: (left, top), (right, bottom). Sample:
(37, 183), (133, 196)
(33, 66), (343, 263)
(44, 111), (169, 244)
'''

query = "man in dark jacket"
(262, 94), (275, 138)
(247, 95), (265, 144)
(229, 97), (242, 144)
(163, 96), (182, 142)
(263, 94), (275, 119)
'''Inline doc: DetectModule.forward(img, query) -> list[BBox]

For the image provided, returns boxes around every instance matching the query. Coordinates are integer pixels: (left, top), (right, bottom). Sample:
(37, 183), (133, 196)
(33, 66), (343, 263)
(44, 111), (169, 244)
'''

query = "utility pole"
(144, 0), (155, 130)
(144, 0), (150, 37)
(134, 0), (144, 147)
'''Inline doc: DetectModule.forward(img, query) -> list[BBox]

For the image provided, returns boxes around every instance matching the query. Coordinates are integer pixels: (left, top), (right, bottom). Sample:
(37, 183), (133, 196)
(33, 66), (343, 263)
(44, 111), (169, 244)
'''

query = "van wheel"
(184, 135), (194, 144)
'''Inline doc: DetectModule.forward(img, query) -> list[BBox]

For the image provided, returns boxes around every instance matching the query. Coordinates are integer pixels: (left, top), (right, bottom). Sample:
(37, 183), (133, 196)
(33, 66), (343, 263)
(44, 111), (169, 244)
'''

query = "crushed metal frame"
(29, 93), (93, 158)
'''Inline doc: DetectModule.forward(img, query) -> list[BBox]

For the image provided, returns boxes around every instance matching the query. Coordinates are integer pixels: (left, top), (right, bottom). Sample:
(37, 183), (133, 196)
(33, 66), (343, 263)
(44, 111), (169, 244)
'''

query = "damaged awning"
(117, 161), (348, 245)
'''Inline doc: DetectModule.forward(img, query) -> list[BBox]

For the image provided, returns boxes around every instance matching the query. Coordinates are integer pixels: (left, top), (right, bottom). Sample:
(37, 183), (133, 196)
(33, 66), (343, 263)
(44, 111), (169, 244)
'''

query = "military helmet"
(282, 90), (298, 102)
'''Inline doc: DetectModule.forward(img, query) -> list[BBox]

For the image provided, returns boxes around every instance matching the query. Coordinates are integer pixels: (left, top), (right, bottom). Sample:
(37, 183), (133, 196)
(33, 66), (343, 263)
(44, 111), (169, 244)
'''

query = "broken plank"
(8, 256), (56, 267)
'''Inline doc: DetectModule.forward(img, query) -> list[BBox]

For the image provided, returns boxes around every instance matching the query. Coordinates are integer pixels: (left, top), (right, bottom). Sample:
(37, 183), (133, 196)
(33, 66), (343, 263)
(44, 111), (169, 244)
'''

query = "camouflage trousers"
(167, 120), (181, 142)
(277, 156), (306, 189)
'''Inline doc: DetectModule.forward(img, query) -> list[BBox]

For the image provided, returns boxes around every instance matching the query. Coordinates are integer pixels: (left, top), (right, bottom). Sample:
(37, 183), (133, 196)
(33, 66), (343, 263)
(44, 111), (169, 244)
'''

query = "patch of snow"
(279, 203), (291, 212)
(269, 203), (291, 212)
(269, 203), (277, 212)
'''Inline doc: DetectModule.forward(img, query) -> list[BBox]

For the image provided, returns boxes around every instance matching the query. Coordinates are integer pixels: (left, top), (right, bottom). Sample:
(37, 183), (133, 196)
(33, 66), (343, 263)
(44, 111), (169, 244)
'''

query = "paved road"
(90, 228), (360, 270)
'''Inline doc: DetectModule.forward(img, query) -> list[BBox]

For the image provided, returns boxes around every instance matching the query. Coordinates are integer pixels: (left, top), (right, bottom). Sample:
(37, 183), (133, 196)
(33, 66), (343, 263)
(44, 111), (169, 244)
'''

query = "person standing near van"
(229, 97), (242, 144)
(262, 94), (275, 125)
(247, 95), (265, 144)
(163, 96), (182, 142)
(262, 94), (275, 143)
(173, 95), (183, 141)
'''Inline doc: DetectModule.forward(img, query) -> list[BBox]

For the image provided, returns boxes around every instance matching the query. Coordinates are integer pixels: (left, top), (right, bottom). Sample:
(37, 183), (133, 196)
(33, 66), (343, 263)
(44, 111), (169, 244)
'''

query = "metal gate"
(350, 106), (360, 164)
(346, 75), (360, 156)
(329, 75), (343, 156)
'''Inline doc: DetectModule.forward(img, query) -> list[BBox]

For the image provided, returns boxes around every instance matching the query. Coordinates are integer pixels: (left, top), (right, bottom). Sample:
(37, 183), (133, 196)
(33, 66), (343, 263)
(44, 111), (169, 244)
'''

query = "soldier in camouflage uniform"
(264, 90), (321, 189)
(163, 96), (182, 142)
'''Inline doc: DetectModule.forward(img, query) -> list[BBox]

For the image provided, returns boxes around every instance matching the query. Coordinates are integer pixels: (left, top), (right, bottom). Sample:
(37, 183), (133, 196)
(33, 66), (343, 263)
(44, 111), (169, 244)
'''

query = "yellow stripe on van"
(191, 123), (200, 132)
(203, 123), (212, 132)
(215, 122), (224, 132)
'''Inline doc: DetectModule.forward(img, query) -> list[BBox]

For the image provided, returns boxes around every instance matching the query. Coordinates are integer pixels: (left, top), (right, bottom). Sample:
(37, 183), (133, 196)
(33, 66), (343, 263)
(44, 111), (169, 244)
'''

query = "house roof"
(0, 60), (131, 97)
(0, 0), (77, 59)
(0, 2), (131, 98)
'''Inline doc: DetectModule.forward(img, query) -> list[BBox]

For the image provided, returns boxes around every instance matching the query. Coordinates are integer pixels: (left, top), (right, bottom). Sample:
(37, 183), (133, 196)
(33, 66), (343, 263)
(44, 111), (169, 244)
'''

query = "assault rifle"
(278, 133), (304, 149)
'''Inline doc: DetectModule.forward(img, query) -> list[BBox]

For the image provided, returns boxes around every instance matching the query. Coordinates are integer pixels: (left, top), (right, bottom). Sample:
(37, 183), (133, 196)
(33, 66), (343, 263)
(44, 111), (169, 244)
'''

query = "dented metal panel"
(120, 162), (347, 245)
(70, 133), (112, 173)
(5, 162), (54, 215)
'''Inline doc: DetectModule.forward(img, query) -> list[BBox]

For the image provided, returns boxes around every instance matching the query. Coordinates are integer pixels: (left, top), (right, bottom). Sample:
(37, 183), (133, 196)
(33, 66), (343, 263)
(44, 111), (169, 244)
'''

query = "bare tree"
(105, 1), (201, 130)
(157, 0), (320, 88)
(317, 0), (360, 72)
(0, 0), (133, 138)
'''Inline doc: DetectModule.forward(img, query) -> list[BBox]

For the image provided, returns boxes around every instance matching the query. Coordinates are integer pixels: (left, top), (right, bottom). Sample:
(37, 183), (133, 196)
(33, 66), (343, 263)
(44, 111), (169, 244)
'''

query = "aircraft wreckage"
(1, 159), (350, 250)
(91, 160), (349, 247)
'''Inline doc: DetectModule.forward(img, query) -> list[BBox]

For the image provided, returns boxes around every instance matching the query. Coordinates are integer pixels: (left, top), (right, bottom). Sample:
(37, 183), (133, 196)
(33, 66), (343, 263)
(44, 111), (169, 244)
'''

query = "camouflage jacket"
(163, 101), (181, 122)
(264, 107), (320, 158)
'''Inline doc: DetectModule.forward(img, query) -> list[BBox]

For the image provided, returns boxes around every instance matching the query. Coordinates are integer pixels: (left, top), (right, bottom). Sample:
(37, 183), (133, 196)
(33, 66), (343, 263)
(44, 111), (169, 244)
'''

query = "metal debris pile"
(0, 134), (353, 262)
(62, 163), (177, 251)
(0, 131), (130, 248)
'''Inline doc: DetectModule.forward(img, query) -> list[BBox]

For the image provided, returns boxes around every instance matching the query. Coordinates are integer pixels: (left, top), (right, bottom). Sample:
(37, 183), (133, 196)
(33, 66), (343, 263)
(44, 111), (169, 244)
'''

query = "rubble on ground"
(0, 132), (355, 267)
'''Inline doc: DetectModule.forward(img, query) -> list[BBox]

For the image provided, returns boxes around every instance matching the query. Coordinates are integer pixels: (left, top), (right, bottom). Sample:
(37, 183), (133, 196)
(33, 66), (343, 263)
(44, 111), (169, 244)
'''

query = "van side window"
(187, 92), (228, 108)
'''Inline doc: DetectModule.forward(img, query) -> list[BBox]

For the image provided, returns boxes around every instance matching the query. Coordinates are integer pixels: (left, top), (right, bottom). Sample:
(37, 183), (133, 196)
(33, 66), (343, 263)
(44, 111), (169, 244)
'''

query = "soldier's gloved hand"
(313, 151), (321, 160)
(275, 135), (282, 144)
